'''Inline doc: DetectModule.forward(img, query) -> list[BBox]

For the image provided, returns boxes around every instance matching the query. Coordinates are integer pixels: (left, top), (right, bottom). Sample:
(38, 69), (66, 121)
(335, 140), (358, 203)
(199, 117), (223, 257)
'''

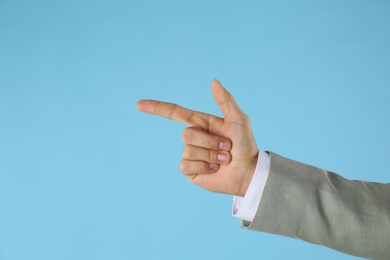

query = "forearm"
(243, 152), (390, 259)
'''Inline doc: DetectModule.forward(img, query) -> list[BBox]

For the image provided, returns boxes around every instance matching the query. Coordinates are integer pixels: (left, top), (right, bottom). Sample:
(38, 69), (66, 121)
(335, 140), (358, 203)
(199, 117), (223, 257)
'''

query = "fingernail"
(217, 153), (228, 162)
(209, 163), (219, 170)
(219, 140), (230, 151)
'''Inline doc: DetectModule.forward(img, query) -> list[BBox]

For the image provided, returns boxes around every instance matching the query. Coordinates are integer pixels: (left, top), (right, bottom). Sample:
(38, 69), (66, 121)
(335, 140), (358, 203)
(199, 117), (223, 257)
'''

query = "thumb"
(211, 79), (246, 121)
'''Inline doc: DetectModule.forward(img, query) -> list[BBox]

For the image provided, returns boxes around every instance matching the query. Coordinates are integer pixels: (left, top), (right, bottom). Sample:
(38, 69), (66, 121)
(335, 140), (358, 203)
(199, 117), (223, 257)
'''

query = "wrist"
(237, 151), (259, 197)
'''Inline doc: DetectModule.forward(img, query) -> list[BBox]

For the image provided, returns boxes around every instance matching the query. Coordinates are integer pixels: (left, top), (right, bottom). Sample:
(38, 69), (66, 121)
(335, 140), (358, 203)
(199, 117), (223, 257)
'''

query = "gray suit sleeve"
(242, 152), (390, 259)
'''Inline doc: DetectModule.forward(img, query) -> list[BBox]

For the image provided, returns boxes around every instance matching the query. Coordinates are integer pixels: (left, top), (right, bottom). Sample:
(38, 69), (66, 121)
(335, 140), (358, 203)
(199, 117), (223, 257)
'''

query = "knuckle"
(236, 116), (250, 126)
(208, 150), (215, 162)
(241, 114), (250, 124)
(167, 104), (177, 119)
(207, 137), (219, 150)
(199, 162), (208, 172)
(179, 160), (188, 172)
(207, 138), (214, 149)
(181, 128), (191, 142)
(182, 127), (197, 143)
(182, 146), (191, 159)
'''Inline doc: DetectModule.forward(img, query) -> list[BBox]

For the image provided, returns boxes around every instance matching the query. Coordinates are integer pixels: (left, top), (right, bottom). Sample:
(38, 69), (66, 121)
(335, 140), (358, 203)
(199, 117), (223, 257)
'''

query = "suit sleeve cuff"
(232, 150), (270, 222)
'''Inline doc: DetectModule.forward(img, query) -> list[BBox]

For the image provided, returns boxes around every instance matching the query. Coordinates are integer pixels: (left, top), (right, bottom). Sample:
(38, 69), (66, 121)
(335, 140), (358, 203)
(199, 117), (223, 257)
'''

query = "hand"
(136, 79), (259, 196)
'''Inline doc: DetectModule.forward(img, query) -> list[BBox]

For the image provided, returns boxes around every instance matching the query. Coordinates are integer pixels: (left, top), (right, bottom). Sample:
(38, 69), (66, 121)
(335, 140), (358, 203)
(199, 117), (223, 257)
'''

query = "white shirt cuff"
(232, 150), (270, 222)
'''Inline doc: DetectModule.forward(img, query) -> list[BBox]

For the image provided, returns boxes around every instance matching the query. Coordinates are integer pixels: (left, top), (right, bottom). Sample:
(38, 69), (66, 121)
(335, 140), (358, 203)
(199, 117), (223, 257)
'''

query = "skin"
(136, 79), (259, 197)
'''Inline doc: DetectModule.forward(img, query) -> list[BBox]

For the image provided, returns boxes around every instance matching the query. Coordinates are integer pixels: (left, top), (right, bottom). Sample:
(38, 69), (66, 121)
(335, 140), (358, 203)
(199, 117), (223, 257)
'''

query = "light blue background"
(0, 1), (389, 259)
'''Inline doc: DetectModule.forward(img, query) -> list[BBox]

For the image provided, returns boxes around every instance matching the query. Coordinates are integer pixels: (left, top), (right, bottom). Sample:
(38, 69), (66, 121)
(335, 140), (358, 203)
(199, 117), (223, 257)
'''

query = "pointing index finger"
(136, 100), (217, 129)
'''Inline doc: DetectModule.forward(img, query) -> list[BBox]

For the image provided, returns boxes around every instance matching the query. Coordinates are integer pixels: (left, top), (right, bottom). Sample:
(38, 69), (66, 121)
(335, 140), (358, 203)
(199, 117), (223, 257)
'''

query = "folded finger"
(182, 145), (231, 164)
(182, 127), (232, 151)
(179, 159), (219, 176)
